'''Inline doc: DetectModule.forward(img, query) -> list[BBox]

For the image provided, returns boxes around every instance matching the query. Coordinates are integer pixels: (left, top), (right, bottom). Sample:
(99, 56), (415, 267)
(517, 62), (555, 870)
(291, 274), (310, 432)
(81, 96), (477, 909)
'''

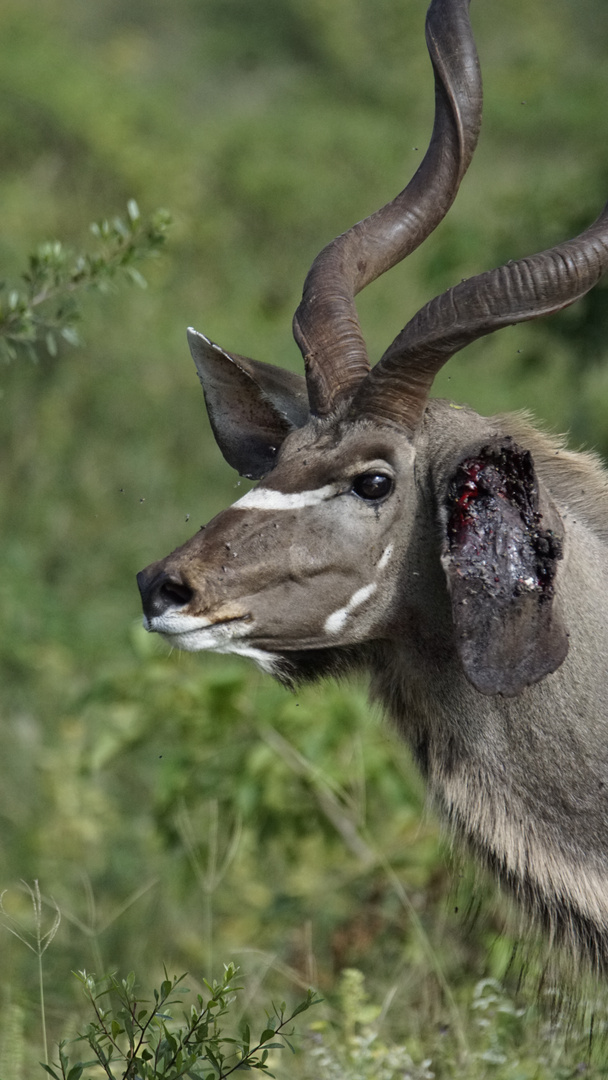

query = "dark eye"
(351, 472), (393, 501)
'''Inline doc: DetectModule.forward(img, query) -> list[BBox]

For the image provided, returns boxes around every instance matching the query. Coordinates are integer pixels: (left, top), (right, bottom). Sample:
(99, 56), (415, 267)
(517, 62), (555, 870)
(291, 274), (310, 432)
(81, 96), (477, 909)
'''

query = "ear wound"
(444, 438), (568, 696)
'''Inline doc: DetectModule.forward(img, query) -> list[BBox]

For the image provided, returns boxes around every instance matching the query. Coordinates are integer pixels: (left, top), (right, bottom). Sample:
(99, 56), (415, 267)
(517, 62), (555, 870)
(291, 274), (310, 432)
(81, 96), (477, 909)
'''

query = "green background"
(1, 0), (608, 1074)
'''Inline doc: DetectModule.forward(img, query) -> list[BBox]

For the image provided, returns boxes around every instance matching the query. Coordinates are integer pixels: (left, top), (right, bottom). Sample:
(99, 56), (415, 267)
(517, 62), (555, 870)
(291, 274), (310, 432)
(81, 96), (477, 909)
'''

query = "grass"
(2, 0), (608, 1073)
(2, 654), (608, 1076)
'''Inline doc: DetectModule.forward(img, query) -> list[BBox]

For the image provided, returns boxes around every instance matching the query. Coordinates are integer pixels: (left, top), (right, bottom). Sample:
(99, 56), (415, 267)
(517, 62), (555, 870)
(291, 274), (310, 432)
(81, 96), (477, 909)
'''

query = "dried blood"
(447, 439), (561, 602)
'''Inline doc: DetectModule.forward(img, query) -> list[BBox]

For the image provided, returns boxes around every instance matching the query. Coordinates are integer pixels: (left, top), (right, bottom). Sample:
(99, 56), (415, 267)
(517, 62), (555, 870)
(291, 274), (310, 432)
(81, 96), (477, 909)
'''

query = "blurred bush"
(1, 0), (608, 1072)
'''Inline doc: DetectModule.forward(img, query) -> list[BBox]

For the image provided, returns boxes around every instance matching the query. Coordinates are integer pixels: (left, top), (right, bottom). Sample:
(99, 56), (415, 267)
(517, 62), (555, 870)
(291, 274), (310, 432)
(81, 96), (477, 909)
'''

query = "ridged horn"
(293, 0), (482, 417)
(351, 202), (608, 431)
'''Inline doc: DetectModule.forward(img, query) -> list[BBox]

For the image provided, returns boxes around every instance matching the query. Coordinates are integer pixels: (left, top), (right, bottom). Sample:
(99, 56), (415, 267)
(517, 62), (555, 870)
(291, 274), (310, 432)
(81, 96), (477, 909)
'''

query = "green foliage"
(41, 966), (319, 1080)
(0, 881), (61, 1066)
(305, 967), (435, 1079)
(303, 970), (608, 1080)
(0, 202), (170, 364)
(1, 0), (608, 1076)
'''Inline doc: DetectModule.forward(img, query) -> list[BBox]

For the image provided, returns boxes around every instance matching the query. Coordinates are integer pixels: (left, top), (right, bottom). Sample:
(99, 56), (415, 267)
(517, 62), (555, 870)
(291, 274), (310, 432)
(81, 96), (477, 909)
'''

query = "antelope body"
(137, 0), (608, 967)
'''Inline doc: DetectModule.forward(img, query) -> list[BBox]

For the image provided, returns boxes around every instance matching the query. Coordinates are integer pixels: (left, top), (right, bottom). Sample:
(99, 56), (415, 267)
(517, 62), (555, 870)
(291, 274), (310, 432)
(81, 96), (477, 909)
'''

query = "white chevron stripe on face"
(233, 485), (337, 511)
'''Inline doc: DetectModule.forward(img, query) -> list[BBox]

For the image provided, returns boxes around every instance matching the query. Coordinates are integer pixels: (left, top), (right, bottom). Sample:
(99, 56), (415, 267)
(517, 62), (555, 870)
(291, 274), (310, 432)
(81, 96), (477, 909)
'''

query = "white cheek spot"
(324, 582), (377, 635)
(377, 544), (394, 571)
(233, 484), (336, 511)
(324, 609), (349, 635)
(350, 583), (378, 608)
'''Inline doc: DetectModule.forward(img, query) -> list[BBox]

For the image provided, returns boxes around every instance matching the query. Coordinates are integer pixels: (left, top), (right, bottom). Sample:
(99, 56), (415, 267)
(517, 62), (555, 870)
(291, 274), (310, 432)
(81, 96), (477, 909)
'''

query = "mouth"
(142, 608), (282, 675)
(143, 610), (254, 652)
(143, 610), (249, 632)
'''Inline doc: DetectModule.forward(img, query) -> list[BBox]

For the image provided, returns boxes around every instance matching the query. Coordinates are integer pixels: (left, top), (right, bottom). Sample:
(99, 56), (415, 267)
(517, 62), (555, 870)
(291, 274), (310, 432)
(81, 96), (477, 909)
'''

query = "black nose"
(137, 566), (194, 618)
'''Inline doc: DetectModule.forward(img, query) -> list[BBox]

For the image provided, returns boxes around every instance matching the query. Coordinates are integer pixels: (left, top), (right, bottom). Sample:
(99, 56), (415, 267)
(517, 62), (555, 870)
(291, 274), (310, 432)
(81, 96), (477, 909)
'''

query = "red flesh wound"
(447, 440), (562, 601)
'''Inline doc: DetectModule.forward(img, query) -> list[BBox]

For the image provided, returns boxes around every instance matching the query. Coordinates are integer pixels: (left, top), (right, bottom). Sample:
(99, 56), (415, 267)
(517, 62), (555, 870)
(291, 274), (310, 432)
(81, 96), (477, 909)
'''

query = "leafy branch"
(0, 200), (170, 364)
(42, 964), (321, 1080)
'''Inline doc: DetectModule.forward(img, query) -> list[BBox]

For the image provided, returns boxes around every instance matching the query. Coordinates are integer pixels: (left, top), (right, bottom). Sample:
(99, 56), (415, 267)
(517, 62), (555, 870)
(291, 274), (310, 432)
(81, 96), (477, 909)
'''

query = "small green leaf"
(126, 266), (148, 289)
(39, 1065), (62, 1080)
(60, 325), (80, 346)
(291, 997), (317, 1017)
(205, 1046), (222, 1070)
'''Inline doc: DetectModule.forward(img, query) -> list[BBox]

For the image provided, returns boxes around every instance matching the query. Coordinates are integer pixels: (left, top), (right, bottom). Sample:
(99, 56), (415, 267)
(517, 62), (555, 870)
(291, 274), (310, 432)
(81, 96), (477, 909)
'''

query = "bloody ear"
(441, 438), (569, 696)
(187, 328), (310, 479)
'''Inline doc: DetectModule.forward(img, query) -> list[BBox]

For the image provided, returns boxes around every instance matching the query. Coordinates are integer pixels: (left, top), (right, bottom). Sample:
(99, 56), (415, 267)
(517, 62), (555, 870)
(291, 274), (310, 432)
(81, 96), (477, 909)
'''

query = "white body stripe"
(324, 582), (377, 635)
(234, 485), (336, 511)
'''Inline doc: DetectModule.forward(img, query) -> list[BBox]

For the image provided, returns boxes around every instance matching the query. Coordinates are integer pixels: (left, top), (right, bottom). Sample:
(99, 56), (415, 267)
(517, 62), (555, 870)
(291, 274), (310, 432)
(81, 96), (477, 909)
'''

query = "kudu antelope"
(138, 0), (608, 968)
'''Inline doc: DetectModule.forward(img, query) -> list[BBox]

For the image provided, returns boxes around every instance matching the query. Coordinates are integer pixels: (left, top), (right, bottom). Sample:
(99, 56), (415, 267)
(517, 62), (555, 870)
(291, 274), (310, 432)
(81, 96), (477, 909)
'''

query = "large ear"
(187, 328), (310, 479)
(441, 437), (569, 697)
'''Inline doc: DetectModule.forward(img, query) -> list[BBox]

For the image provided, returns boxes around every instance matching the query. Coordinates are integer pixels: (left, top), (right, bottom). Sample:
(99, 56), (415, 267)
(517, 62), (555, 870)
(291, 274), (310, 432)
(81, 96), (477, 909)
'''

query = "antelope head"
(137, 0), (608, 698)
